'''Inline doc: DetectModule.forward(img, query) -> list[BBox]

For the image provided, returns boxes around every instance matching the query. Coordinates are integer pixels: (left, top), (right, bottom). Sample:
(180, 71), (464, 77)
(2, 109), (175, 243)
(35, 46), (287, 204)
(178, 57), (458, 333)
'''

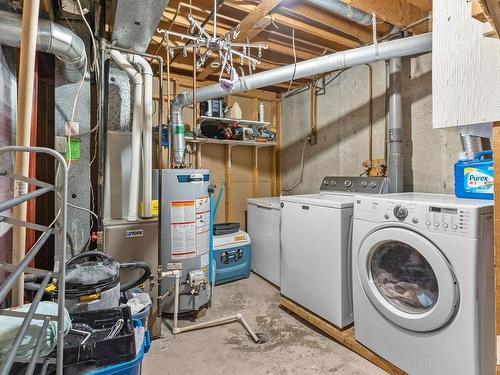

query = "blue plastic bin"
(88, 319), (151, 375)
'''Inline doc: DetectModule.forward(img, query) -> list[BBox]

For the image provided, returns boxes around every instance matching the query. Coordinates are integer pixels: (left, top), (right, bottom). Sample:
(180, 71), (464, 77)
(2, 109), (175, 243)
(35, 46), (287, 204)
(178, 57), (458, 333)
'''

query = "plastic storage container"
(454, 150), (494, 200)
(88, 319), (151, 375)
(64, 307), (136, 373)
(247, 197), (281, 286)
(213, 230), (251, 285)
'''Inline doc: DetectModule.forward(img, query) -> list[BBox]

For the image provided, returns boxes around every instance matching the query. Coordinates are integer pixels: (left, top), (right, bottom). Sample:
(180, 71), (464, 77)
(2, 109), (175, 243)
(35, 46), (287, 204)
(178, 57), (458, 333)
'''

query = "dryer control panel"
(354, 197), (483, 239)
(320, 176), (390, 194)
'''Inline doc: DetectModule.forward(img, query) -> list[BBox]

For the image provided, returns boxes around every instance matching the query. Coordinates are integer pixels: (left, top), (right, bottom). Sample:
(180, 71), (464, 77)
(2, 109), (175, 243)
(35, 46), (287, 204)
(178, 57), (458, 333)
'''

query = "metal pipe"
(10, 0), (40, 309)
(305, 0), (372, 25)
(388, 57), (403, 193)
(0, 229), (52, 303)
(25, 317), (50, 375)
(0, 10), (86, 82)
(171, 33), (432, 165)
(0, 273), (51, 375)
(0, 186), (54, 213)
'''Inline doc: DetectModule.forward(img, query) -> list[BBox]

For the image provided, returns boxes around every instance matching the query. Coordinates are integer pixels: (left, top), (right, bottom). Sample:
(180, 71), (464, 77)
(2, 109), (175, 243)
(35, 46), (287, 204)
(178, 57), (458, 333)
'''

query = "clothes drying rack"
(0, 146), (68, 375)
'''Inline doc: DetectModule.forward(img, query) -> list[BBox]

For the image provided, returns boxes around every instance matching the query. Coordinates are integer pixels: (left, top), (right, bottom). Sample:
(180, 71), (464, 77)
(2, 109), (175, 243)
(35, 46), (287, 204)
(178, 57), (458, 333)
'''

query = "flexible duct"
(305, 0), (372, 25)
(109, 50), (142, 221)
(170, 33), (432, 165)
(0, 10), (86, 83)
(127, 54), (153, 218)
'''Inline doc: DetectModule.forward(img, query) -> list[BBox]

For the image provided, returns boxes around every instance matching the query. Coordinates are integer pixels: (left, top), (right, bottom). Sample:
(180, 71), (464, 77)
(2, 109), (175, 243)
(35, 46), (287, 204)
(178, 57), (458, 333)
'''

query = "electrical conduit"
(109, 50), (142, 221)
(170, 33), (432, 165)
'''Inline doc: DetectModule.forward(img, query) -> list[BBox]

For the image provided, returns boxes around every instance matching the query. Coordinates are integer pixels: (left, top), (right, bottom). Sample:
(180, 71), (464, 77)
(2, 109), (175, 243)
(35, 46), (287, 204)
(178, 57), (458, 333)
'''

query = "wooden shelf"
(198, 116), (270, 128)
(186, 137), (276, 147)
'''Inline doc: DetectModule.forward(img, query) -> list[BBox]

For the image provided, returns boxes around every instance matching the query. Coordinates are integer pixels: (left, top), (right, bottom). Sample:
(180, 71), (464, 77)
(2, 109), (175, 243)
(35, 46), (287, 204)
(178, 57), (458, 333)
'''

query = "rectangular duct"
(111, 0), (169, 53)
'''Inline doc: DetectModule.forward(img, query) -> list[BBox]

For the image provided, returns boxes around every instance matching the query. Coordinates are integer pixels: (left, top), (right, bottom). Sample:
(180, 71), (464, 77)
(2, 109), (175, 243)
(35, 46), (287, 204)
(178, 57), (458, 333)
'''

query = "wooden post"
(224, 145), (232, 222)
(12, 0), (41, 306)
(252, 147), (259, 197)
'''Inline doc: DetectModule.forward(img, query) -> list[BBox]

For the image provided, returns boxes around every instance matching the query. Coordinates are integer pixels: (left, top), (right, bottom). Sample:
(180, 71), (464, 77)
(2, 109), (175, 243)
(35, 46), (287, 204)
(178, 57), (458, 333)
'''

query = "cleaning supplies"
(454, 150), (493, 200)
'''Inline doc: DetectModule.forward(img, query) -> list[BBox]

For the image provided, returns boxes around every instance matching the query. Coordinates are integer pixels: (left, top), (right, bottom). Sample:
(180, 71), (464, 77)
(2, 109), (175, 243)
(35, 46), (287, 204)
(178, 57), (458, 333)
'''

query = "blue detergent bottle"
(454, 150), (494, 200)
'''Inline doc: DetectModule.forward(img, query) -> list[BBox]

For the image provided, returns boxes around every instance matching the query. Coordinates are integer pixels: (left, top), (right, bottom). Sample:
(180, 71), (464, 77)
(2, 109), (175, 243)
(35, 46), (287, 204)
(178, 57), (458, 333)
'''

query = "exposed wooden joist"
(338, 0), (430, 32)
(407, 0), (432, 12)
(197, 0), (286, 80)
(222, 1), (361, 49)
(278, 2), (375, 44)
(481, 0), (500, 37)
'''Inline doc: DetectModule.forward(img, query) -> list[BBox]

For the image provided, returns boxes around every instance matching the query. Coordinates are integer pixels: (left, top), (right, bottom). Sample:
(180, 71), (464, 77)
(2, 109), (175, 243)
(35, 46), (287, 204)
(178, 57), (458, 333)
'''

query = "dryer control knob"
(344, 180), (352, 188)
(360, 181), (368, 188)
(393, 205), (408, 220)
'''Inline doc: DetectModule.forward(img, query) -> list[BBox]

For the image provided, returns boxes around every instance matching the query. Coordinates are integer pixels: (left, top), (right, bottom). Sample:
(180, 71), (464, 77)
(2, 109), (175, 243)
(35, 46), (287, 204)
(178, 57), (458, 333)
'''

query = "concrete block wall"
(281, 53), (480, 195)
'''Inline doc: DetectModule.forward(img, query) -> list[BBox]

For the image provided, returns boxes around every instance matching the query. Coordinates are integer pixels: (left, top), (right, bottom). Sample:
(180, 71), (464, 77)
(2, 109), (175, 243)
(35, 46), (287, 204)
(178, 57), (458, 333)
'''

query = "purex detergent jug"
(454, 150), (493, 200)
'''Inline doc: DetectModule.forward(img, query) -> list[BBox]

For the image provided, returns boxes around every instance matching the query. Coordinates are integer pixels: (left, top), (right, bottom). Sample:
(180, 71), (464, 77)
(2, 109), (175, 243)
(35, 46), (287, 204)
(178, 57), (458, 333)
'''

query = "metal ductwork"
(170, 33), (432, 165)
(305, 0), (372, 25)
(0, 10), (86, 82)
(388, 57), (403, 193)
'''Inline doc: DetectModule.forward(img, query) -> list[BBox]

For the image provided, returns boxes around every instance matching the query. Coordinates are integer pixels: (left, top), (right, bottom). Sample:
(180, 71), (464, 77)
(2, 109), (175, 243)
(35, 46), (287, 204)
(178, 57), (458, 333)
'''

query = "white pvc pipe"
(109, 50), (142, 222)
(128, 54), (153, 218)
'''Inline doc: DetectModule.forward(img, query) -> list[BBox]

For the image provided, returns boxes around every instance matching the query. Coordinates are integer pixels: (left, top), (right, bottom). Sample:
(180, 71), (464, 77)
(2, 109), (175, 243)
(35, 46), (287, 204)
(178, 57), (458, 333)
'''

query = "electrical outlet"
(54, 136), (67, 153)
(65, 121), (79, 137)
(308, 128), (317, 145)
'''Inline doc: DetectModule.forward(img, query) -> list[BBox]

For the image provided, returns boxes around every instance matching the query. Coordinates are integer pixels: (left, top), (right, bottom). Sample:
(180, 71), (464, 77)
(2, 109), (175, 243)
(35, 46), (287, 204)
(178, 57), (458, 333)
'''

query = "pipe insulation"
(170, 33), (432, 165)
(109, 50), (142, 221)
(0, 10), (86, 83)
(388, 57), (403, 193)
(128, 54), (153, 218)
(305, 0), (372, 25)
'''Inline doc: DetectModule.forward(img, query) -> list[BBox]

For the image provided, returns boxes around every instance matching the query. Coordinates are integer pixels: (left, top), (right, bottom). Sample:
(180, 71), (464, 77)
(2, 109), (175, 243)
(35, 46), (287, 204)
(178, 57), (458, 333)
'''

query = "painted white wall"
(432, 0), (500, 127)
(281, 53), (488, 195)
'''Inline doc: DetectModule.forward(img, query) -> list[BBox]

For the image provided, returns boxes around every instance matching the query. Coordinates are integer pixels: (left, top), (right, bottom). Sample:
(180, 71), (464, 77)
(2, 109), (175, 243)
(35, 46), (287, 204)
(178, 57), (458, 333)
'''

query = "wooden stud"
(270, 100), (278, 196)
(224, 145), (232, 222)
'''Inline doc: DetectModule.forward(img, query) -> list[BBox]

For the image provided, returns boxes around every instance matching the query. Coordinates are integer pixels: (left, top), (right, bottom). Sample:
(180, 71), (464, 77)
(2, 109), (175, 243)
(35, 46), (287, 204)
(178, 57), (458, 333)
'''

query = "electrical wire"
(282, 136), (308, 192)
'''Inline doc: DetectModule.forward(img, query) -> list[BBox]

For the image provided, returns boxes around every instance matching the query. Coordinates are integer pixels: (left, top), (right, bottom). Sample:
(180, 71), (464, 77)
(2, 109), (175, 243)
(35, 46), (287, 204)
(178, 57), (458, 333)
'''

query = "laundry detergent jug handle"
(474, 150), (493, 160)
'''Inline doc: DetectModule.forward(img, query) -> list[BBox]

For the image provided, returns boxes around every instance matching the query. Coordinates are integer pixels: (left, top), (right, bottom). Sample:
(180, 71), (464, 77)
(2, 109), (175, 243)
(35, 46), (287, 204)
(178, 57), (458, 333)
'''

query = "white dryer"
(352, 193), (495, 375)
(280, 176), (389, 328)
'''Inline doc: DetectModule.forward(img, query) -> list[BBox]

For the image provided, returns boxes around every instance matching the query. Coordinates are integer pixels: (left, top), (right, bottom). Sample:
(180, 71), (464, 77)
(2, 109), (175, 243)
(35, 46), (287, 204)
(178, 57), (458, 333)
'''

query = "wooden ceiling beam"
(338, 0), (430, 32)
(482, 0), (500, 36)
(222, 1), (361, 49)
(277, 2), (375, 44)
(407, 0), (432, 12)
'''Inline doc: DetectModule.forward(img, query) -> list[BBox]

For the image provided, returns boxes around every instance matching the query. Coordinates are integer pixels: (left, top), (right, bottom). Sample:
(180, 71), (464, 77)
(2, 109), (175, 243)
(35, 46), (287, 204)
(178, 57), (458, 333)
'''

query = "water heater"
(160, 169), (212, 313)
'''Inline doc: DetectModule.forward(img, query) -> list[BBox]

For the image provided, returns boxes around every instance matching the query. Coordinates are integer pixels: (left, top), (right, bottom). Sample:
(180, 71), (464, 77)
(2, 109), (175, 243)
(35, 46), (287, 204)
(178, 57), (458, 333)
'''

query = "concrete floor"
(143, 273), (388, 375)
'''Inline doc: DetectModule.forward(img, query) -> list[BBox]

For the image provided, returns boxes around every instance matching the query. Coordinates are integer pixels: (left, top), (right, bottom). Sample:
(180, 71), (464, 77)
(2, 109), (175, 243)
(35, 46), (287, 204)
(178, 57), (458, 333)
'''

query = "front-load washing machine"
(352, 193), (494, 375)
(280, 176), (389, 328)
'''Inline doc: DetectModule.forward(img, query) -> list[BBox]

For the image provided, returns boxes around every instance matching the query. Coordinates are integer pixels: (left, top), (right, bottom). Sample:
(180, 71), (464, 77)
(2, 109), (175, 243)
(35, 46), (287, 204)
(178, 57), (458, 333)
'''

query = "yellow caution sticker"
(45, 284), (57, 293)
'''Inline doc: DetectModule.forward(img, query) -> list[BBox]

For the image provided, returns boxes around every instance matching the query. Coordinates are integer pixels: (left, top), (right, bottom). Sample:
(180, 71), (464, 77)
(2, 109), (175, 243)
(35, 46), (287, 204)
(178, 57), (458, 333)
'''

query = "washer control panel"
(320, 176), (390, 194)
(355, 197), (483, 238)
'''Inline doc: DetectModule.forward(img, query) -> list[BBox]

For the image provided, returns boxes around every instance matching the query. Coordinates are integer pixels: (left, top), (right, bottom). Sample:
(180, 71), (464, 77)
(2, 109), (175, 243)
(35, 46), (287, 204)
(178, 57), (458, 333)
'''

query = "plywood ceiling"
(147, 0), (433, 93)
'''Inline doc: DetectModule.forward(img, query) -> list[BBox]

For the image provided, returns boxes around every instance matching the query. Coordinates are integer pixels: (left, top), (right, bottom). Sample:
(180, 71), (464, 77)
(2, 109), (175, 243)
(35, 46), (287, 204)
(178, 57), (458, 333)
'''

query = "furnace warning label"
(196, 197), (210, 255)
(170, 200), (196, 259)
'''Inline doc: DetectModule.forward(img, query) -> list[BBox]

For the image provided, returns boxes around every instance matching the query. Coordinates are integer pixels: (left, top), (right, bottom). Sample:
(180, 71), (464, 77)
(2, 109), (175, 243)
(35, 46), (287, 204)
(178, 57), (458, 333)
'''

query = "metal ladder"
(0, 146), (68, 375)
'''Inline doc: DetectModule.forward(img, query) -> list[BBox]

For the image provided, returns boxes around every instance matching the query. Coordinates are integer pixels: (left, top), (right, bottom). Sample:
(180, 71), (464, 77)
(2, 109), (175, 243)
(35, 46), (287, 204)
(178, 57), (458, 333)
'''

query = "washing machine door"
(357, 227), (459, 332)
